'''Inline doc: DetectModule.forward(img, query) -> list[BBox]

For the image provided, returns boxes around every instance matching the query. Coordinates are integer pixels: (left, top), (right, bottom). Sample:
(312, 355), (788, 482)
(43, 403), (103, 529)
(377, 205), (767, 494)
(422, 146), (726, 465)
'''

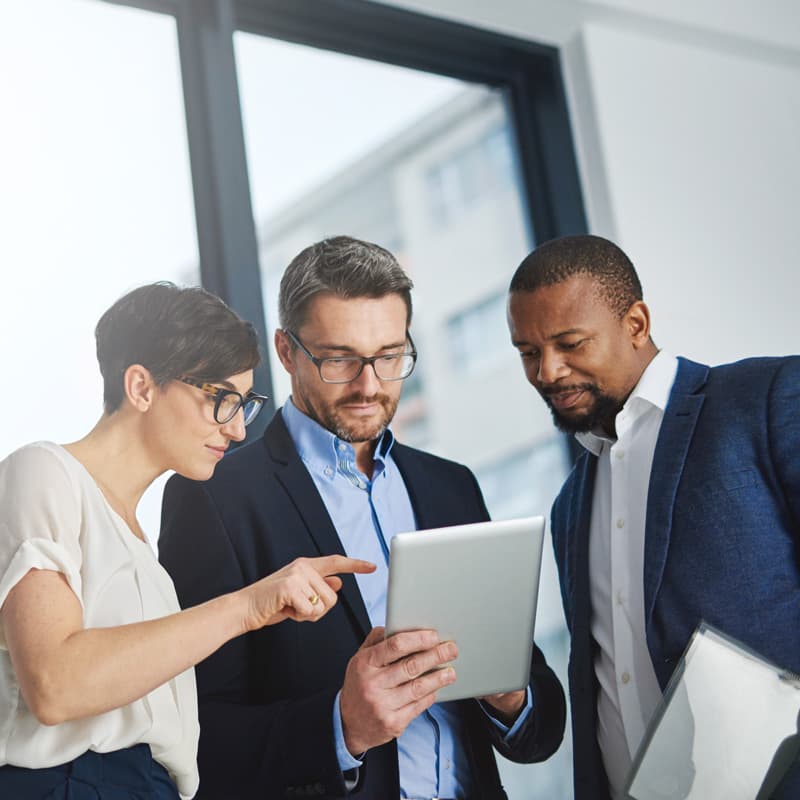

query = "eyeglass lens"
(241, 397), (263, 425)
(215, 392), (263, 426)
(320, 354), (415, 383)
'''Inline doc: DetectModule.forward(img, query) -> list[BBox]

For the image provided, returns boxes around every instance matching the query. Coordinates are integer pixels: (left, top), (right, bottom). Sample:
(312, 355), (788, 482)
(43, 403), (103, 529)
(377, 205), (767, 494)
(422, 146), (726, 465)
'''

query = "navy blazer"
(160, 410), (566, 799)
(551, 356), (800, 800)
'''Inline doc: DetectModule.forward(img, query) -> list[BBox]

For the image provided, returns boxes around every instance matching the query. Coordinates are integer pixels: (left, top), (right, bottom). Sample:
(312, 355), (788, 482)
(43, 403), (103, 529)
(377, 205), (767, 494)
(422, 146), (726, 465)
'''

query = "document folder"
(623, 622), (800, 800)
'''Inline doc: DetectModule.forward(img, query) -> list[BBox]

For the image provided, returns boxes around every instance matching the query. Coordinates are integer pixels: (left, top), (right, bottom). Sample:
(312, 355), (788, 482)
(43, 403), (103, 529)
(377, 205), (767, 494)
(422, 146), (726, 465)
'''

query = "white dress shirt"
(575, 351), (678, 796)
(0, 442), (200, 798)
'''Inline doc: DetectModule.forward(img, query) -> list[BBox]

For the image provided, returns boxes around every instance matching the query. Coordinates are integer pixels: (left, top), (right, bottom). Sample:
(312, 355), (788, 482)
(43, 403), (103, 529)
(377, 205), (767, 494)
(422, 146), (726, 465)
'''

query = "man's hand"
(480, 689), (527, 727)
(339, 627), (457, 756)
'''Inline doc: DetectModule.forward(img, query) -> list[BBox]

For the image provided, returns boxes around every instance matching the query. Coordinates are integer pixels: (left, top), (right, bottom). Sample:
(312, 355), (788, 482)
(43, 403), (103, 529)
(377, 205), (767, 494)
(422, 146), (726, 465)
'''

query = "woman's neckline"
(54, 442), (151, 547)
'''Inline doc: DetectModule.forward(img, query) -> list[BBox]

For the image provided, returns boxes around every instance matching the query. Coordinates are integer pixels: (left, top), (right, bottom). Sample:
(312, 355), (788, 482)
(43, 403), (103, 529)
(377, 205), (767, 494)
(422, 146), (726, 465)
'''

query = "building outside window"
(447, 290), (512, 377)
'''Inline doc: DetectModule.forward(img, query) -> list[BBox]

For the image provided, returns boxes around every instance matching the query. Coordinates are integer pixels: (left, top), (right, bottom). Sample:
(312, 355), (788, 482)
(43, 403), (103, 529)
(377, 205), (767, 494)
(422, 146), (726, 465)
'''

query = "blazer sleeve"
(480, 642), (567, 764)
(768, 356), (800, 533)
(159, 475), (350, 799)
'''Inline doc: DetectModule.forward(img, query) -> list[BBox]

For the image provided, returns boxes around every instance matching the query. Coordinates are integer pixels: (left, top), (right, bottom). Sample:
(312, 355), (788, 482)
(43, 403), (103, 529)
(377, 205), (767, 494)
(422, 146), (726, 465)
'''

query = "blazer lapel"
(263, 412), (372, 638)
(570, 453), (597, 656)
(392, 446), (432, 529)
(643, 358), (708, 628)
(390, 444), (486, 530)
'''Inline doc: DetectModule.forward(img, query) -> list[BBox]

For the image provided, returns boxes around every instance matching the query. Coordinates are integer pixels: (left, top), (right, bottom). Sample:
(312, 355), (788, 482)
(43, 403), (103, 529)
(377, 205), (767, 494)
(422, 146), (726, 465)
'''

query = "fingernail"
(444, 668), (456, 683)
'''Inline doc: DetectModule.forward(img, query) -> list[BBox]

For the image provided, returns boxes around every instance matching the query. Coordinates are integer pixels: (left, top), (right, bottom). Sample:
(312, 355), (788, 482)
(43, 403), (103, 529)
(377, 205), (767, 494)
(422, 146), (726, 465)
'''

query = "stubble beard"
(298, 387), (399, 443)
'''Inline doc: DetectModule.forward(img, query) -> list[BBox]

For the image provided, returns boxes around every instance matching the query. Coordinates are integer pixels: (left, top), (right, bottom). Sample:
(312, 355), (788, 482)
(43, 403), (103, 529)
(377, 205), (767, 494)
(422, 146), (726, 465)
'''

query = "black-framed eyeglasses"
(179, 378), (268, 426)
(285, 329), (417, 384)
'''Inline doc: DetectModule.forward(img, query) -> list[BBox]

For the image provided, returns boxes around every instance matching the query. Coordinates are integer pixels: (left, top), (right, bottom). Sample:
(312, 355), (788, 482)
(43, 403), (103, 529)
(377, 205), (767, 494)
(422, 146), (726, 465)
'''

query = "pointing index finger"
(311, 555), (376, 577)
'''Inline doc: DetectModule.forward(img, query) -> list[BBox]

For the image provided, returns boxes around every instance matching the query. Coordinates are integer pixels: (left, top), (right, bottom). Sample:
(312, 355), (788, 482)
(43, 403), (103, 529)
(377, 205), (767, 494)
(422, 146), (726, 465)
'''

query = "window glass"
(426, 121), (518, 226)
(447, 290), (512, 375)
(0, 0), (198, 544)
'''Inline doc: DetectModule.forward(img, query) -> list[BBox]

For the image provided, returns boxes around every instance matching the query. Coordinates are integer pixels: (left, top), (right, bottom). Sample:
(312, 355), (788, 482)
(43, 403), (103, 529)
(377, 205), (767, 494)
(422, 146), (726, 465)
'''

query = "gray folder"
(623, 623), (800, 800)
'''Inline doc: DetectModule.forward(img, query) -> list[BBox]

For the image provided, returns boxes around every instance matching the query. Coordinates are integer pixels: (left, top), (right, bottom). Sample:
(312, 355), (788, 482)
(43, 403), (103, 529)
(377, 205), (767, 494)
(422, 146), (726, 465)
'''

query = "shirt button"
(324, 467), (333, 477)
(621, 672), (631, 685)
(615, 449), (625, 459)
(445, 758), (451, 770)
(338, 443), (347, 452)
(616, 518), (625, 529)
(616, 591), (624, 605)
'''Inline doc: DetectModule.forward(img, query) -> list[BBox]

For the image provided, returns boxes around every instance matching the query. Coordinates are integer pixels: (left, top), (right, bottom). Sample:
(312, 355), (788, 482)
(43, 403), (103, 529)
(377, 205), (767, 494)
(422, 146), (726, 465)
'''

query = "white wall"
(376, 0), (800, 366)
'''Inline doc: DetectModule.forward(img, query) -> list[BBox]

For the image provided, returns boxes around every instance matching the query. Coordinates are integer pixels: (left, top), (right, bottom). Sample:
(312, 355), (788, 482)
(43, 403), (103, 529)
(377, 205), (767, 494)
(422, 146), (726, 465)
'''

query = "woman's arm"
(1, 554), (374, 726)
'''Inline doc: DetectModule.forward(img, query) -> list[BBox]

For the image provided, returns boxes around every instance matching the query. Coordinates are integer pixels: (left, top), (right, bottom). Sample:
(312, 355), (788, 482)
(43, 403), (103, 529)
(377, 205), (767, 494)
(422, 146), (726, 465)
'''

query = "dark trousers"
(0, 744), (179, 799)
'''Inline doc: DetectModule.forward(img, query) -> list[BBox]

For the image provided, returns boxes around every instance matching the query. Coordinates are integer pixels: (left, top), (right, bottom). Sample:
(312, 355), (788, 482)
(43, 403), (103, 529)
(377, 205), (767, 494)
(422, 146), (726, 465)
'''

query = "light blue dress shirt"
(282, 400), (532, 799)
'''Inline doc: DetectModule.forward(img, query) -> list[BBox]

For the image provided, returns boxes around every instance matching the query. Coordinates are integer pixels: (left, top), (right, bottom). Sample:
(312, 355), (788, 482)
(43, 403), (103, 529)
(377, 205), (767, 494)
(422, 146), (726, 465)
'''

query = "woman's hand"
(240, 555), (376, 631)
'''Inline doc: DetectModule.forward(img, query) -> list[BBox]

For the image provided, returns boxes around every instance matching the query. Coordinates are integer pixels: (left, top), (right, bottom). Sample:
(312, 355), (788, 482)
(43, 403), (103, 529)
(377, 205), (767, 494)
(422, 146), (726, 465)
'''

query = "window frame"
(102, 0), (587, 443)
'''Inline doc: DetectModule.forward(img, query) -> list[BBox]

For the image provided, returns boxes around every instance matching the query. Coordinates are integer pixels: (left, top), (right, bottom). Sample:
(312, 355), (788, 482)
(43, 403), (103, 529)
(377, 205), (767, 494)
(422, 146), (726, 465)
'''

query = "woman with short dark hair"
(0, 282), (374, 799)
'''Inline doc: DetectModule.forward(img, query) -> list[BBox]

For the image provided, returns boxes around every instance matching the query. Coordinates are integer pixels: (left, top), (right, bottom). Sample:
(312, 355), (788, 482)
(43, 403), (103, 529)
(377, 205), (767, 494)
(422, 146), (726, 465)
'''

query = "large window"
(8, 2), (586, 795)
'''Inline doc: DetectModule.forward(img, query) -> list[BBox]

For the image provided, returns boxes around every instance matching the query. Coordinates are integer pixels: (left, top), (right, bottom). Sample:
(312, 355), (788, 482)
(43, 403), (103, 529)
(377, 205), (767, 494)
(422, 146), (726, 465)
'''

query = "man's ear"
(274, 329), (297, 374)
(123, 364), (157, 412)
(626, 300), (652, 349)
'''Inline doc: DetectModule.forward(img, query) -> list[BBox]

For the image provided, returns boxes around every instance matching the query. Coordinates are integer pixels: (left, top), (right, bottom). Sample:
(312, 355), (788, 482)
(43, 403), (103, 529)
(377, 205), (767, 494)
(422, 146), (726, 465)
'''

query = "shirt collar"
(575, 351), (678, 456)
(281, 397), (395, 477)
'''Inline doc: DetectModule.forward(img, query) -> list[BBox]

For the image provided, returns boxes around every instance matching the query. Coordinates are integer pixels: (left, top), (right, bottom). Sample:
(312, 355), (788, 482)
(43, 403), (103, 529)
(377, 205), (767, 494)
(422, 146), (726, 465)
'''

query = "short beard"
(299, 388), (399, 443)
(541, 383), (622, 435)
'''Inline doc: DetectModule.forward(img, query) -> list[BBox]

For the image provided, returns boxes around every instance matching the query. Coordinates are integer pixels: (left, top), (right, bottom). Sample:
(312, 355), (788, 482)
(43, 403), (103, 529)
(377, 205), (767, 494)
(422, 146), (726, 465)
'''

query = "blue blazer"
(551, 356), (800, 800)
(159, 410), (566, 799)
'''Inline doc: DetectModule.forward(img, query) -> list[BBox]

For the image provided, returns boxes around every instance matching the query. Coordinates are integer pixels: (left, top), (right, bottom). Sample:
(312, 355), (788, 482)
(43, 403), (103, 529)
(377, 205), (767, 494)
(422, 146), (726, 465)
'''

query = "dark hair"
(509, 234), (643, 318)
(278, 235), (413, 333)
(96, 282), (260, 414)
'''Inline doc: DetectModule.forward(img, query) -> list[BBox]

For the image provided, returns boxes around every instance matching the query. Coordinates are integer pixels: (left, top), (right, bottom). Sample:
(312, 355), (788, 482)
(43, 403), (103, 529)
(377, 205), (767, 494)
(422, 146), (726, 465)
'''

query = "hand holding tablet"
(385, 516), (546, 703)
(339, 626), (458, 755)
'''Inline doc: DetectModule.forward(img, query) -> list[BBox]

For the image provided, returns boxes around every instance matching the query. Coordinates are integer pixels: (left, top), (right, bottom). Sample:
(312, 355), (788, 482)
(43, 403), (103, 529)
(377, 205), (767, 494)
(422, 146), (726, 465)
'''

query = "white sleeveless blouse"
(0, 442), (200, 798)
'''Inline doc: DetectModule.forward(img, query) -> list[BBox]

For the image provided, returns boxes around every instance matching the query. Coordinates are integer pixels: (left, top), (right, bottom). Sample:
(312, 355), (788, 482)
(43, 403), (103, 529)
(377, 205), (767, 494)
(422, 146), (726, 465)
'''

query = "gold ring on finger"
(309, 594), (320, 606)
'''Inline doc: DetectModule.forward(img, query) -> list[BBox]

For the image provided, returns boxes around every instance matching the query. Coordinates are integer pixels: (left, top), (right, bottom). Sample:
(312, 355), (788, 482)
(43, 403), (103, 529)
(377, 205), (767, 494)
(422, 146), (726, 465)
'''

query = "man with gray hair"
(160, 236), (565, 799)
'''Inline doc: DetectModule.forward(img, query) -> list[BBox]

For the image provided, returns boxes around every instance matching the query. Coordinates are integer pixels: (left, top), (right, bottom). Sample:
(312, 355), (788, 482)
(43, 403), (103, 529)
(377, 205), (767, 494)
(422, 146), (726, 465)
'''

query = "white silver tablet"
(385, 516), (545, 703)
